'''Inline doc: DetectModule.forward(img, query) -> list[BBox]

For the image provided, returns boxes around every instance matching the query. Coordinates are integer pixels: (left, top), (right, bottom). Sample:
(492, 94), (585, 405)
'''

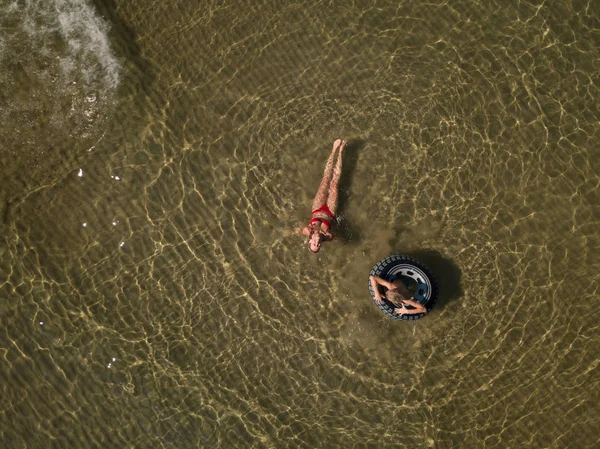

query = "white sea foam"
(54, 0), (120, 90)
(2, 0), (120, 92)
(0, 0), (121, 182)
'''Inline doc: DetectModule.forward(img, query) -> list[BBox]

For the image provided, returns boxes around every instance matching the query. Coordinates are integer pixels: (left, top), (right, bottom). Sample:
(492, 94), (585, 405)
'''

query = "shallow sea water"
(1, 0), (599, 448)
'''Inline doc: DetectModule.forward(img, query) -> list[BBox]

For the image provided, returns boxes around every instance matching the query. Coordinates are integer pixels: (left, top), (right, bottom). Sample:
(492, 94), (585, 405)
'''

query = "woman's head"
(386, 289), (407, 305)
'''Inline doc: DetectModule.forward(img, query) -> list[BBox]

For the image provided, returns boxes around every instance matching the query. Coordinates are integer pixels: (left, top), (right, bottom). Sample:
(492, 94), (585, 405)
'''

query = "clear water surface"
(1, 0), (598, 448)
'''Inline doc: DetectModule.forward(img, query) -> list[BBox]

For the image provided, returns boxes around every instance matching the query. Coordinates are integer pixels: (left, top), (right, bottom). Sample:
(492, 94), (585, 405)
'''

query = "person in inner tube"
(369, 275), (427, 316)
(298, 139), (348, 253)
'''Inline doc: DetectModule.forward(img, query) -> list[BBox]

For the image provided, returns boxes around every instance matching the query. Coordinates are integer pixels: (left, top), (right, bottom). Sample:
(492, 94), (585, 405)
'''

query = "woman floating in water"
(369, 275), (427, 316)
(300, 139), (348, 253)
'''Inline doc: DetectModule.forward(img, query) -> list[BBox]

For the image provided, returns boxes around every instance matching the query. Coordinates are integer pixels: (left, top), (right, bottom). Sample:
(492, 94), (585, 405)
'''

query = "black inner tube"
(368, 254), (439, 321)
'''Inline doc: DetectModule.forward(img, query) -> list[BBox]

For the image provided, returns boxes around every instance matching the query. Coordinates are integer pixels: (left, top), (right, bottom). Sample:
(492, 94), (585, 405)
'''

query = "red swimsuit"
(309, 204), (335, 228)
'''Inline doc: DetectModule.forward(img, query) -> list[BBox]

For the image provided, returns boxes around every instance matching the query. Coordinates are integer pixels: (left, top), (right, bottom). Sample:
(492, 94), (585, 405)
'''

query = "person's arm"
(395, 298), (427, 316)
(369, 276), (396, 291)
(369, 276), (384, 303)
(323, 231), (334, 240)
(369, 276), (396, 303)
(297, 227), (309, 236)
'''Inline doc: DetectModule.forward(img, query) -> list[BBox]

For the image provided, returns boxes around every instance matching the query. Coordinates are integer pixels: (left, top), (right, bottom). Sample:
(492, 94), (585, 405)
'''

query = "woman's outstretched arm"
(369, 276), (383, 303)
(369, 276), (396, 303)
(395, 298), (427, 316)
(369, 276), (396, 290)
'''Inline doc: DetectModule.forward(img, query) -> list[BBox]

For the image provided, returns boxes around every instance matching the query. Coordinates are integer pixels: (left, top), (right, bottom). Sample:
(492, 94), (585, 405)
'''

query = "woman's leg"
(326, 140), (347, 215)
(311, 139), (342, 210)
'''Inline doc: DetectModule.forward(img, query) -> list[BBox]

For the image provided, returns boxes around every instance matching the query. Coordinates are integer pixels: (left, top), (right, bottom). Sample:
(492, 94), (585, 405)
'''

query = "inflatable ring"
(368, 254), (438, 320)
